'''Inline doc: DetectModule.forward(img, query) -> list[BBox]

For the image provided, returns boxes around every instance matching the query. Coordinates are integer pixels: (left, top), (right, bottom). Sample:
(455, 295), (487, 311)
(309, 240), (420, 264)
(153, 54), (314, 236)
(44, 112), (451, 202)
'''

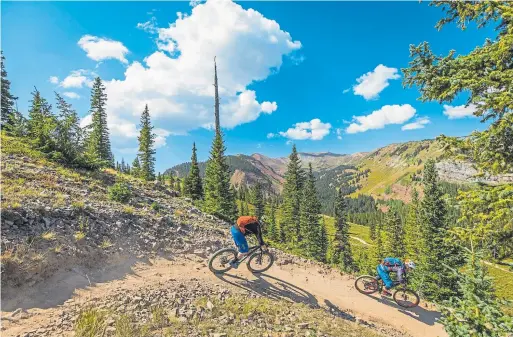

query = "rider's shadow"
(214, 272), (320, 309)
(371, 294), (441, 326)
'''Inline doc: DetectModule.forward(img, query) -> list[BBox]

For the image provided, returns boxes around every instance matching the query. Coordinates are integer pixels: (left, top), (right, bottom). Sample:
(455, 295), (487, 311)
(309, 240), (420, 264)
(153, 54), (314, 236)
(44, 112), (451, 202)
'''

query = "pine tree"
(137, 104), (156, 181)
(253, 182), (264, 220)
(417, 159), (461, 302)
(440, 249), (513, 337)
(300, 163), (322, 259)
(203, 59), (237, 220)
(27, 88), (57, 152)
(383, 208), (405, 258)
(373, 221), (384, 264)
(1, 51), (17, 130)
(404, 189), (422, 262)
(281, 145), (305, 243)
(84, 77), (113, 167)
(131, 157), (141, 178)
(184, 142), (204, 200)
(267, 200), (278, 241)
(331, 186), (354, 271)
(318, 217), (328, 263)
(54, 93), (83, 166)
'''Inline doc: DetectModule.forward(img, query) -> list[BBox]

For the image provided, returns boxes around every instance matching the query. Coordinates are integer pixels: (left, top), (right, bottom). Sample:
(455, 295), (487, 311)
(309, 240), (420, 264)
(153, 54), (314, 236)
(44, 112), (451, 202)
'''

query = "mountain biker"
(229, 216), (266, 268)
(377, 257), (416, 296)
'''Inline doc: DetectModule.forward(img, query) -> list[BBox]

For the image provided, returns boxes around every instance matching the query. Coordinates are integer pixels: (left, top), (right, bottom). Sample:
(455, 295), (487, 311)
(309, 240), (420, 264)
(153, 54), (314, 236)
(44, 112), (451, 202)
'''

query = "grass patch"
(72, 201), (86, 211)
(151, 202), (162, 212)
(123, 206), (135, 215)
(75, 231), (86, 242)
(41, 231), (56, 241)
(75, 308), (107, 337)
(100, 239), (113, 249)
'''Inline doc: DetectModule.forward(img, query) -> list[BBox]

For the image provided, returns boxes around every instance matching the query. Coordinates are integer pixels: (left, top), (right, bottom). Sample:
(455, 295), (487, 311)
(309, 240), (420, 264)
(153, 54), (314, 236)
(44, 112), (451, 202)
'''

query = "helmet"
(404, 259), (416, 269)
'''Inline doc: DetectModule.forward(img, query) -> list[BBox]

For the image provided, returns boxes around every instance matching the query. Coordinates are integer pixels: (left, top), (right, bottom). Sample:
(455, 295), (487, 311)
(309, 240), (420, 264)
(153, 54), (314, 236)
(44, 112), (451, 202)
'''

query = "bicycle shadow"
(214, 272), (320, 309)
(364, 293), (441, 326)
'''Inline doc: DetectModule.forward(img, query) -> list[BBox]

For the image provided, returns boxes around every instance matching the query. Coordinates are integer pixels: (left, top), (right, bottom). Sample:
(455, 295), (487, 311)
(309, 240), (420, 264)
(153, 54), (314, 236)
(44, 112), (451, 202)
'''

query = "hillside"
(1, 133), (447, 337)
(167, 138), (513, 205)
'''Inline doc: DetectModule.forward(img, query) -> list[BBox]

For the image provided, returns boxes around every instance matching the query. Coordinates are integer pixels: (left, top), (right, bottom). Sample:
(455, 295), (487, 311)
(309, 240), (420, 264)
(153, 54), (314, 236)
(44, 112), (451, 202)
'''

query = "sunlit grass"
(41, 231), (56, 241)
(75, 231), (86, 241)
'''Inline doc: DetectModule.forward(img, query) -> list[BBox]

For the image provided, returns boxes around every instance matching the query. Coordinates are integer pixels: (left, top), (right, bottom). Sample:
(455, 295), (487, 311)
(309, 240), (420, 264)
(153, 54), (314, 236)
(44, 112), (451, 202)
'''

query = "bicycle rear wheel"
(247, 250), (274, 273)
(393, 288), (420, 308)
(355, 275), (379, 294)
(208, 248), (237, 274)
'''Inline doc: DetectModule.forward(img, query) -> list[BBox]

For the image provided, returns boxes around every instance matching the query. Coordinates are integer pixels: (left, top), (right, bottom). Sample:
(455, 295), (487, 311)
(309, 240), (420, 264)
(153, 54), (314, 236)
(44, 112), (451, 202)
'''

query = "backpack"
(236, 216), (258, 234)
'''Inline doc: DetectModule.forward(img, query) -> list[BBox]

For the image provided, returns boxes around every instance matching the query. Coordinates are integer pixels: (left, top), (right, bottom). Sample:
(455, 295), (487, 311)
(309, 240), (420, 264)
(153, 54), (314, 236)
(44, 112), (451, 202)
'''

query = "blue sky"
(2, 1), (492, 172)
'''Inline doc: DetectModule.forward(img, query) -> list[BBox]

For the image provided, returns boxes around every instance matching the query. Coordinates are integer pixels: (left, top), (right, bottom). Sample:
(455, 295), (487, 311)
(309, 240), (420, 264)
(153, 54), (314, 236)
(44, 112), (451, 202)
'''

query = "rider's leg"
(377, 265), (393, 295)
(230, 226), (248, 267)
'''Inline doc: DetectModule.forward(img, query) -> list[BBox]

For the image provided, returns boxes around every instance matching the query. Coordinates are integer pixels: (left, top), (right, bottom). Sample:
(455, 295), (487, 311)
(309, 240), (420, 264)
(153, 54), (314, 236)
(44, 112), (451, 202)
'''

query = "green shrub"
(108, 182), (132, 203)
(150, 202), (162, 212)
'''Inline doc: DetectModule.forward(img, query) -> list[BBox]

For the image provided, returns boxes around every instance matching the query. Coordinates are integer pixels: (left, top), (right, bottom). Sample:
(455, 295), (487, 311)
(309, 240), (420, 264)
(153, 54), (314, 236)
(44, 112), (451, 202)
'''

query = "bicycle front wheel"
(208, 248), (237, 274)
(393, 288), (420, 308)
(355, 275), (379, 294)
(247, 250), (274, 273)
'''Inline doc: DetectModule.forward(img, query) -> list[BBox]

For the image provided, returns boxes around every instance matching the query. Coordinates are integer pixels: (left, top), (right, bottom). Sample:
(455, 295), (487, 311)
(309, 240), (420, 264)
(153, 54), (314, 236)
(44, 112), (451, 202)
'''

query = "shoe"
(228, 259), (239, 269)
(381, 289), (392, 297)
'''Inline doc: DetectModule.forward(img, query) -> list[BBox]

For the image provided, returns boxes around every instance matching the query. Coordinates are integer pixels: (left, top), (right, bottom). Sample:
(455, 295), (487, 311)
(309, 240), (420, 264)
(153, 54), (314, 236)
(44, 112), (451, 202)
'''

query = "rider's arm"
(397, 266), (404, 283)
(245, 222), (265, 246)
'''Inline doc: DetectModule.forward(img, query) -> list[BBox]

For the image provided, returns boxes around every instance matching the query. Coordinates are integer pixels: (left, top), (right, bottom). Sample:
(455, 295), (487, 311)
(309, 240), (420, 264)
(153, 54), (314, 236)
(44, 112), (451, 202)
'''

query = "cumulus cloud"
(353, 64), (400, 100)
(267, 133), (276, 139)
(49, 76), (59, 84)
(78, 35), (129, 64)
(62, 92), (80, 99)
(346, 104), (416, 134)
(79, 0), (301, 151)
(336, 128), (342, 140)
(279, 119), (331, 141)
(443, 104), (477, 119)
(401, 116), (430, 131)
(60, 70), (94, 88)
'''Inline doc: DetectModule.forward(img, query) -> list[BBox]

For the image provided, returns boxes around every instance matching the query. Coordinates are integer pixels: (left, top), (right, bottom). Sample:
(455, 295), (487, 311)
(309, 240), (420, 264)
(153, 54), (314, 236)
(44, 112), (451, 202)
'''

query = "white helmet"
(405, 259), (416, 269)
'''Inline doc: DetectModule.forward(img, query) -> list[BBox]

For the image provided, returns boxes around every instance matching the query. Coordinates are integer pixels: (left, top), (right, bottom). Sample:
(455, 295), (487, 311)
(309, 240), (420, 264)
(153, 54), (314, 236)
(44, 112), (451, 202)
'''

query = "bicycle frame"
(236, 245), (263, 263)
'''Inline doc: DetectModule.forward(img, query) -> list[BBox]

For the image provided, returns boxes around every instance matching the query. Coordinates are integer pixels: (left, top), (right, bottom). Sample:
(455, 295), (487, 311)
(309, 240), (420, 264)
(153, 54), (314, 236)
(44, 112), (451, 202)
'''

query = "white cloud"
(336, 128), (342, 140)
(346, 104), (416, 134)
(60, 70), (94, 88)
(401, 116), (430, 131)
(443, 104), (477, 119)
(279, 118), (331, 141)
(137, 17), (158, 34)
(266, 132), (276, 139)
(88, 0), (301, 151)
(78, 35), (129, 64)
(353, 64), (400, 100)
(49, 76), (59, 84)
(62, 92), (80, 99)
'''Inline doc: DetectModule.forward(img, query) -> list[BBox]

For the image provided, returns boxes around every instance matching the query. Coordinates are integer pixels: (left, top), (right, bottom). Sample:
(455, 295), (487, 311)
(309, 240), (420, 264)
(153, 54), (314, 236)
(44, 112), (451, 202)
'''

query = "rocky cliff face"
(435, 160), (513, 185)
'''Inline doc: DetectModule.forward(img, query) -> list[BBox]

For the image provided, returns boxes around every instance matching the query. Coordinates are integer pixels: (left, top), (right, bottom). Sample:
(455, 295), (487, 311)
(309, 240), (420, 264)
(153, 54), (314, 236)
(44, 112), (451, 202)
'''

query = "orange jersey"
(236, 216), (259, 234)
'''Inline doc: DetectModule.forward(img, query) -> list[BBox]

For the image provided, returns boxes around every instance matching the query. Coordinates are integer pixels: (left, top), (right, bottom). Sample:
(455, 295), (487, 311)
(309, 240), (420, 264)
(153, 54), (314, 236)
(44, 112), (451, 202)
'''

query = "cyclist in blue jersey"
(377, 257), (416, 296)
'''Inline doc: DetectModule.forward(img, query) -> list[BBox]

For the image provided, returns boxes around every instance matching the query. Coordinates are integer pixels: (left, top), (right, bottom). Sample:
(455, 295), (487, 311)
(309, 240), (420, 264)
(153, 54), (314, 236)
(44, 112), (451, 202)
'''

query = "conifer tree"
(373, 221), (384, 263)
(300, 163), (322, 259)
(203, 59), (237, 220)
(253, 182), (264, 219)
(404, 189), (422, 261)
(54, 93), (83, 165)
(131, 157), (141, 178)
(137, 104), (156, 181)
(267, 200), (278, 241)
(1, 51), (17, 130)
(383, 208), (405, 258)
(281, 145), (305, 242)
(440, 249), (513, 337)
(318, 217), (328, 263)
(27, 88), (57, 152)
(184, 142), (203, 200)
(417, 159), (461, 301)
(84, 77), (113, 167)
(332, 186), (354, 271)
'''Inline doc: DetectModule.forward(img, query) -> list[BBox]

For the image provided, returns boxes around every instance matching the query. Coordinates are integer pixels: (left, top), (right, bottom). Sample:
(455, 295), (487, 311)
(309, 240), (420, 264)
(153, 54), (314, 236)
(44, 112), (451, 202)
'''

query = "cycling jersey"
(377, 257), (406, 289)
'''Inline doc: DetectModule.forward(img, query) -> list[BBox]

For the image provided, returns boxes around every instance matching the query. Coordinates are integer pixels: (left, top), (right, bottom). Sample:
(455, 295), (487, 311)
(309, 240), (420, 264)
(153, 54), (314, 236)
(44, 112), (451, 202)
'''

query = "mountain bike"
(208, 245), (274, 274)
(354, 273), (420, 308)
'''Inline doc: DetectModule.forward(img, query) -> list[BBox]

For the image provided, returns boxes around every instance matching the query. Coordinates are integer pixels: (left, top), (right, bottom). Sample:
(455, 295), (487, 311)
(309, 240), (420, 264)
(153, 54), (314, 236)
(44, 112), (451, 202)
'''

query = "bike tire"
(208, 248), (237, 274)
(355, 275), (379, 294)
(393, 288), (420, 308)
(246, 250), (274, 273)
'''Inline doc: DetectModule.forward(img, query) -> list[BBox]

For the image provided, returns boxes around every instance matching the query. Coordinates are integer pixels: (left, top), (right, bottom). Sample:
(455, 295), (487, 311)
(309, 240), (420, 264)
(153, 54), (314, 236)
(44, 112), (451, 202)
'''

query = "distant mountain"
(166, 138), (513, 205)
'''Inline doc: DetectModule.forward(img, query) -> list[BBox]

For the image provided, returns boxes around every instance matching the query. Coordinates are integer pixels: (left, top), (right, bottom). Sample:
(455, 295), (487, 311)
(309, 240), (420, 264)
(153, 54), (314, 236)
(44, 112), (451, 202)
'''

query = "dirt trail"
(1, 254), (446, 337)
